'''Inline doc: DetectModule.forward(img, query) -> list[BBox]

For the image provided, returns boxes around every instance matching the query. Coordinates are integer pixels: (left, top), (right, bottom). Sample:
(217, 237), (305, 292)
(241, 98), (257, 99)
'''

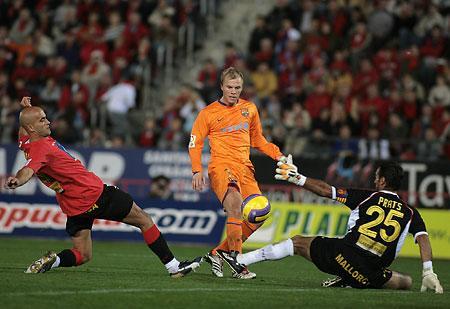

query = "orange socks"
(213, 219), (259, 254)
(242, 221), (259, 241)
(222, 217), (243, 253)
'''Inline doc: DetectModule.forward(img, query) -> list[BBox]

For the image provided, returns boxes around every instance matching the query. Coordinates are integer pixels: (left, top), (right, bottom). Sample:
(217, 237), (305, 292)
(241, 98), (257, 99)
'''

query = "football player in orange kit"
(189, 67), (285, 279)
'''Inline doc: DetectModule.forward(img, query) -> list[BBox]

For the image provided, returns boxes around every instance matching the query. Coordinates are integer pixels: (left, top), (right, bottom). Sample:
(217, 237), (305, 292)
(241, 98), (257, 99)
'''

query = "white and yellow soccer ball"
(241, 194), (271, 224)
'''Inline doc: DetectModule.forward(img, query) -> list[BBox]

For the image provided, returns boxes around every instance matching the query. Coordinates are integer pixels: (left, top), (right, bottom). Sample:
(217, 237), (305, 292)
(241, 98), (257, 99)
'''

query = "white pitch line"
(2, 287), (412, 297)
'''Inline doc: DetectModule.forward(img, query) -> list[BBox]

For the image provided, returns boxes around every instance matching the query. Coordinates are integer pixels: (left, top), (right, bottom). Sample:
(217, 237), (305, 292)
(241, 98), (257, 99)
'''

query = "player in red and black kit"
(237, 157), (443, 293)
(4, 97), (201, 277)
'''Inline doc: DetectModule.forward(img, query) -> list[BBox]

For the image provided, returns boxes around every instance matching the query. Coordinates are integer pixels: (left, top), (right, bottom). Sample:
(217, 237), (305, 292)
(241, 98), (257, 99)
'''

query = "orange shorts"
(208, 162), (261, 203)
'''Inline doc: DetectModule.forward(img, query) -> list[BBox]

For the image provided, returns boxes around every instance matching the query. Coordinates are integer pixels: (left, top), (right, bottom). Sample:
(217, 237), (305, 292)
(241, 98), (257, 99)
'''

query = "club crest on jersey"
(241, 108), (249, 117)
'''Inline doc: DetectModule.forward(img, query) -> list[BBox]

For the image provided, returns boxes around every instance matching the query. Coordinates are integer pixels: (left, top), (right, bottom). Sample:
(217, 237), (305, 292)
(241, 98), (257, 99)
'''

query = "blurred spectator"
(248, 15), (273, 54)
(266, 0), (293, 34)
(59, 70), (90, 121)
(252, 37), (275, 68)
(101, 74), (136, 137)
(400, 73), (425, 102)
(0, 96), (20, 143)
(326, 151), (360, 187)
(149, 175), (173, 200)
(56, 30), (81, 70)
(39, 77), (61, 119)
(34, 29), (55, 58)
(81, 50), (111, 100)
(179, 86), (206, 134)
(305, 81), (331, 119)
(414, 4), (445, 38)
(367, 0), (394, 50)
(251, 62), (278, 104)
(302, 128), (332, 159)
(157, 116), (185, 151)
(51, 117), (80, 144)
(104, 11), (125, 43)
(352, 58), (378, 96)
(359, 126), (390, 160)
(196, 58), (219, 103)
(401, 89), (419, 128)
(89, 127), (107, 147)
(417, 128), (442, 161)
(123, 11), (150, 50)
(349, 21), (372, 71)
(223, 41), (241, 68)
(332, 124), (359, 156)
(360, 84), (389, 127)
(148, 0), (176, 29)
(139, 117), (159, 148)
(393, 1), (418, 50)
(428, 75), (450, 107)
(152, 14), (177, 65)
(9, 8), (35, 44)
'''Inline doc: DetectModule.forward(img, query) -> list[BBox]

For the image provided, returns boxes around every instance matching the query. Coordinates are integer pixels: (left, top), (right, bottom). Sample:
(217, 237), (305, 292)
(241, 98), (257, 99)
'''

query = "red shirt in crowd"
(19, 135), (104, 216)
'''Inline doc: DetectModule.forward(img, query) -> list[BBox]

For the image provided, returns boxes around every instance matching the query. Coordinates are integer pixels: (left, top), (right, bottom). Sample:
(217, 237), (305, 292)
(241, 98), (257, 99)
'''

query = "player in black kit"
(237, 158), (443, 293)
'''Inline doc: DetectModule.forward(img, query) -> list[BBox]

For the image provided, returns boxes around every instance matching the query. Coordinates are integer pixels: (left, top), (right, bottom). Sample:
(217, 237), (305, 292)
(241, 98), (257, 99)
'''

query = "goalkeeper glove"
(275, 154), (306, 186)
(421, 266), (443, 294)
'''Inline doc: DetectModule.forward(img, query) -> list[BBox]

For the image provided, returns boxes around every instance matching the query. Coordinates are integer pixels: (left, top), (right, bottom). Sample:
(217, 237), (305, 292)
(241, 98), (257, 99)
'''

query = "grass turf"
(0, 237), (449, 309)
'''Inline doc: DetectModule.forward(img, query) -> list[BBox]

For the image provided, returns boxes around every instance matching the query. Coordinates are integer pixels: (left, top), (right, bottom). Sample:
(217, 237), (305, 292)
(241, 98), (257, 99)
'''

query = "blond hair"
(220, 67), (244, 85)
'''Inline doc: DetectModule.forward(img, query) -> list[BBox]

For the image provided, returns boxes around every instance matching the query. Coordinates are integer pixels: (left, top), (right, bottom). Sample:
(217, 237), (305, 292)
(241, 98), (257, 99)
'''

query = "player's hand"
(192, 172), (206, 191)
(4, 177), (20, 189)
(275, 154), (303, 186)
(421, 268), (443, 294)
(20, 97), (32, 108)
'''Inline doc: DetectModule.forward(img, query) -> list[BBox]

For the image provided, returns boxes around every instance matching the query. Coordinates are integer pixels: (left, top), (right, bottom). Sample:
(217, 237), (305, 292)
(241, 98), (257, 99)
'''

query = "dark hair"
(377, 162), (404, 190)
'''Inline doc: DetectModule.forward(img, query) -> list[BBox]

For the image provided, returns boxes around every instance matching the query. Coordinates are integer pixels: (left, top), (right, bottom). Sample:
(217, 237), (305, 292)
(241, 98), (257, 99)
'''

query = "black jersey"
(334, 188), (427, 266)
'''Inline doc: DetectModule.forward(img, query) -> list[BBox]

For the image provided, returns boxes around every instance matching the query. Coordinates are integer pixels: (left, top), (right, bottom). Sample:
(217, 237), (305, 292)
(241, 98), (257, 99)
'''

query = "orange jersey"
(189, 99), (282, 173)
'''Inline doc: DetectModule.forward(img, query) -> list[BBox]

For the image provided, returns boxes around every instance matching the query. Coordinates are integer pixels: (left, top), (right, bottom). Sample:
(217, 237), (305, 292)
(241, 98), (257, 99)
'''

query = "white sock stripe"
(51, 256), (60, 269)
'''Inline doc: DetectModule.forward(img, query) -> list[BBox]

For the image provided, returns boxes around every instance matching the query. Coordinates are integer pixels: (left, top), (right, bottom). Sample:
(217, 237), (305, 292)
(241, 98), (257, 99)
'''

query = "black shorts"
(65, 185), (134, 236)
(310, 236), (392, 288)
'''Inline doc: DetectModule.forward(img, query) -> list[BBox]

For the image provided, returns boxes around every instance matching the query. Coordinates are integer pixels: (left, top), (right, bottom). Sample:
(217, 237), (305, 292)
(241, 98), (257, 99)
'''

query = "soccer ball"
(241, 194), (271, 224)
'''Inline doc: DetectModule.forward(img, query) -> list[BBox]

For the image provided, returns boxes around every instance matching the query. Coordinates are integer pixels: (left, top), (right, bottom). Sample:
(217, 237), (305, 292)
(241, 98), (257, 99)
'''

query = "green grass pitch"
(1, 237), (449, 308)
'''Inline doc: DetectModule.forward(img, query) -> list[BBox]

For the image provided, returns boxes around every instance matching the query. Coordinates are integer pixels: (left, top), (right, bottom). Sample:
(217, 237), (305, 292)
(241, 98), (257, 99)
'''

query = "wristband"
(297, 174), (307, 186)
(423, 261), (433, 270)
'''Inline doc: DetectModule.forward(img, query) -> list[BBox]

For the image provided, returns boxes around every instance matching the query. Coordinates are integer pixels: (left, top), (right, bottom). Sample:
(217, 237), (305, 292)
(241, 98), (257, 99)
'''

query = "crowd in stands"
(192, 0), (450, 163)
(0, 0), (208, 146)
(0, 0), (450, 164)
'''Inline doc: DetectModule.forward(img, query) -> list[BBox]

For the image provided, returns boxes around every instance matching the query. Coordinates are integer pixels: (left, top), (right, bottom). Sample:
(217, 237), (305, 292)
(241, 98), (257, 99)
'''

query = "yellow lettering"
(335, 254), (344, 263)
(378, 197), (384, 205)
(340, 260), (347, 268)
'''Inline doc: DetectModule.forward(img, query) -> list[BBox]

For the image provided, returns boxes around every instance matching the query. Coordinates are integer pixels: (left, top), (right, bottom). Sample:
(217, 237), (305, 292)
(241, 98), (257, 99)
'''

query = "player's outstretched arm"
(275, 154), (332, 198)
(4, 167), (35, 189)
(416, 234), (444, 294)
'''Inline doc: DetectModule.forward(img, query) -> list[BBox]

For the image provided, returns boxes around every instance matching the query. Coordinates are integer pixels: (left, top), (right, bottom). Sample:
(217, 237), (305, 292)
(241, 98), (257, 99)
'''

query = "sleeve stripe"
(331, 186), (337, 200)
(414, 231), (428, 242)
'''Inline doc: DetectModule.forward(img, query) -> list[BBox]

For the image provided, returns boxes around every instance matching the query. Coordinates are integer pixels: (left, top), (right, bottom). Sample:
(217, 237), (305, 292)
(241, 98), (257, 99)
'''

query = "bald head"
(19, 107), (51, 138)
